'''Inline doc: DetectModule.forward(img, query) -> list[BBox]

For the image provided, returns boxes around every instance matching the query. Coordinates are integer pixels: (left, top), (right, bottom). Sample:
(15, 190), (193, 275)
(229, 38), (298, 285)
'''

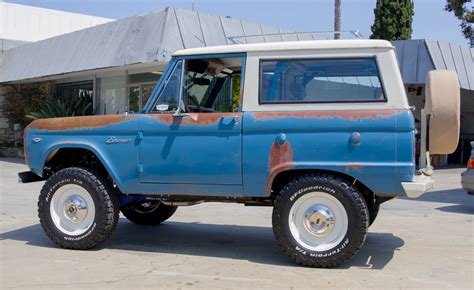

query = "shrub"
(26, 91), (94, 120)
(3, 85), (45, 127)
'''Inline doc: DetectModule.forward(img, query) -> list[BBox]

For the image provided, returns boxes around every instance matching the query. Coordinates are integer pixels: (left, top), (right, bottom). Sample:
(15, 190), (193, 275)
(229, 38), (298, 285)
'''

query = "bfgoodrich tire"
(38, 167), (119, 249)
(272, 173), (369, 268)
(120, 201), (177, 225)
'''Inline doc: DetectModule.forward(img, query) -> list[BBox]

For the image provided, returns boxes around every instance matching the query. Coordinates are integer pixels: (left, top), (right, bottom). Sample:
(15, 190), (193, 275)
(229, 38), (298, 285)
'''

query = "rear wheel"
(272, 173), (369, 268)
(120, 201), (177, 225)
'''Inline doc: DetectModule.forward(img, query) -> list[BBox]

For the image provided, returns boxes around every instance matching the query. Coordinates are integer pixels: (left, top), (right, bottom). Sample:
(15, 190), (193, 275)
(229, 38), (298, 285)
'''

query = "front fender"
(34, 141), (127, 190)
(26, 134), (139, 193)
(24, 115), (140, 193)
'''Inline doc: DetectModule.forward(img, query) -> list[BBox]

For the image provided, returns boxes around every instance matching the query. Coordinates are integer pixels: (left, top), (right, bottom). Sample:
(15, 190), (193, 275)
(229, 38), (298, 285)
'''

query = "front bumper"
(18, 171), (45, 183)
(401, 174), (434, 198)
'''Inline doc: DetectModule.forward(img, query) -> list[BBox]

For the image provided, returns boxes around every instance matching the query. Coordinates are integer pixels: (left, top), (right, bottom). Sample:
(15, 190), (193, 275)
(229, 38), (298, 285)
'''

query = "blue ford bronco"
(20, 40), (460, 267)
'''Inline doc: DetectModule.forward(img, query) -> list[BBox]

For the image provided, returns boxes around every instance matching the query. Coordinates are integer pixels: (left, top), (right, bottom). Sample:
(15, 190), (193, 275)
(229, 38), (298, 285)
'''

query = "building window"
(57, 81), (93, 100)
(128, 72), (161, 112)
(259, 58), (385, 104)
(98, 75), (127, 115)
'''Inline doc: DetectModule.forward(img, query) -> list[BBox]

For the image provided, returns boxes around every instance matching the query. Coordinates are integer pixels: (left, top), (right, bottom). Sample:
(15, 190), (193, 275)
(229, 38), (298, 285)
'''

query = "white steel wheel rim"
(50, 184), (95, 236)
(289, 191), (348, 252)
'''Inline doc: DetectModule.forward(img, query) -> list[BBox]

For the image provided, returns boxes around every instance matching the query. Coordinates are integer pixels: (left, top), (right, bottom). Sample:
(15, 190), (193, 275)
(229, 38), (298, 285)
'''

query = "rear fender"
(268, 162), (404, 196)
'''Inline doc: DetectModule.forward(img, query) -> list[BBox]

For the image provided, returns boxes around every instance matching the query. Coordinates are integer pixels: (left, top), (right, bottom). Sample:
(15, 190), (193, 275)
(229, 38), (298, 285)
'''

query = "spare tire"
(424, 70), (460, 154)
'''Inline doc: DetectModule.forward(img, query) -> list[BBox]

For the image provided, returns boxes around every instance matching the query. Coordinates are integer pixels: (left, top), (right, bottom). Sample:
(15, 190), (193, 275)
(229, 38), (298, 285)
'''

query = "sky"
(4, 0), (470, 46)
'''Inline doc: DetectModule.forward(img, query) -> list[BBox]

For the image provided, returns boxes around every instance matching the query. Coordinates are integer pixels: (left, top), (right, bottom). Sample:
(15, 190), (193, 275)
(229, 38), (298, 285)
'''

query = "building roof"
(174, 39), (393, 56)
(0, 6), (291, 83)
(1, 39), (30, 52)
(392, 39), (474, 90)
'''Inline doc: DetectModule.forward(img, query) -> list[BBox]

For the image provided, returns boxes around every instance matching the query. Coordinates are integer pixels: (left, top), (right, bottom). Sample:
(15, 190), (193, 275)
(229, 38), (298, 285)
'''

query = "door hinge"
(137, 164), (144, 173)
(137, 131), (144, 142)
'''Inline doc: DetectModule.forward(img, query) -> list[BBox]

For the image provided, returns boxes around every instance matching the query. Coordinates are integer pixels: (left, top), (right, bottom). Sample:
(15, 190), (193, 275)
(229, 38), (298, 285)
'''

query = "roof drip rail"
(227, 30), (364, 44)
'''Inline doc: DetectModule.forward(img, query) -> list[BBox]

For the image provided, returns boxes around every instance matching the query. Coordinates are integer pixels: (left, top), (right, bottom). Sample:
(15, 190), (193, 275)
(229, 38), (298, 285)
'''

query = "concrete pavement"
(1, 158), (473, 288)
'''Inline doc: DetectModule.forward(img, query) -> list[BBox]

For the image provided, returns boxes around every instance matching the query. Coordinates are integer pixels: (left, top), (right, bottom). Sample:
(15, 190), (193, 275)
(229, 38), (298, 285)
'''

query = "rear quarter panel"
(241, 48), (415, 197)
(242, 110), (415, 196)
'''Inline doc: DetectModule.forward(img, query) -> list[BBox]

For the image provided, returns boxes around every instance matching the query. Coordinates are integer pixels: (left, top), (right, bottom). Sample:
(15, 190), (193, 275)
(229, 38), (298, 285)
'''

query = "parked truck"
(19, 40), (460, 267)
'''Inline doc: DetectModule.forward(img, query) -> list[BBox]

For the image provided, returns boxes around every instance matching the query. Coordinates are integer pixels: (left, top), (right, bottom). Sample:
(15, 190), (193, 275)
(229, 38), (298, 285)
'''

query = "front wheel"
(120, 201), (177, 225)
(272, 173), (369, 268)
(38, 167), (119, 249)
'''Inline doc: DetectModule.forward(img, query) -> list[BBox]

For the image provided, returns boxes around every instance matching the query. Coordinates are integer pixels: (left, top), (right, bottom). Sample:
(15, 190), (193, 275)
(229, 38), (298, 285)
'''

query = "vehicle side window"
(260, 58), (385, 103)
(182, 57), (242, 113)
(152, 60), (183, 113)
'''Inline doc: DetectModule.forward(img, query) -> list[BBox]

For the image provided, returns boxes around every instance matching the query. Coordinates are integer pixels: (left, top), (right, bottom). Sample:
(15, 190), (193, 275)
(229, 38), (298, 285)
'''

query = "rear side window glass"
(259, 58), (385, 103)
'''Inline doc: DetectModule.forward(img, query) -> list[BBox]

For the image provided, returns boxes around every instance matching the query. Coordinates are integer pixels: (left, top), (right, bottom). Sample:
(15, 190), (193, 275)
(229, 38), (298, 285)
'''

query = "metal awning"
(0, 7), (293, 83)
(392, 39), (474, 90)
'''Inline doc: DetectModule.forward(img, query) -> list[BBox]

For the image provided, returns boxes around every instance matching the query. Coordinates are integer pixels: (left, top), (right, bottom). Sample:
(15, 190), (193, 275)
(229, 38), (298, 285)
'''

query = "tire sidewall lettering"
(289, 185), (336, 202)
(64, 222), (96, 241)
(45, 178), (71, 202)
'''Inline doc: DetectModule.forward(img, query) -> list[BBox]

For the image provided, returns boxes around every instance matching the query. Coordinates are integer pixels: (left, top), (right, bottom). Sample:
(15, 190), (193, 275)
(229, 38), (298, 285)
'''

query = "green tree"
(370, 0), (414, 40)
(444, 0), (473, 40)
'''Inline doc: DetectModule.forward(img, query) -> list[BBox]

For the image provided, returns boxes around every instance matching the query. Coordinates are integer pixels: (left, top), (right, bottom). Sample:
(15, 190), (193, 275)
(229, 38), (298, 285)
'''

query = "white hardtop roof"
(173, 39), (394, 56)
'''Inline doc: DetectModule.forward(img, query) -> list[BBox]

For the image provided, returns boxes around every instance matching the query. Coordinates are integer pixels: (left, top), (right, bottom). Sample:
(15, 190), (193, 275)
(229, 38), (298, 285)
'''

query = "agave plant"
(26, 91), (94, 120)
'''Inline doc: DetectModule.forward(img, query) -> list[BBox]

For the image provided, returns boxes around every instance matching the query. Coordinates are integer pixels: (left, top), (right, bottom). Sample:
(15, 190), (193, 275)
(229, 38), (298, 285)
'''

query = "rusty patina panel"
(29, 115), (138, 131)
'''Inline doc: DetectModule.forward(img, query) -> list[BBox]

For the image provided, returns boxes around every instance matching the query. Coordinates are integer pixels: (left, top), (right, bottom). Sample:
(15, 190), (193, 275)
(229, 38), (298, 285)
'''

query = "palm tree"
(334, 0), (341, 39)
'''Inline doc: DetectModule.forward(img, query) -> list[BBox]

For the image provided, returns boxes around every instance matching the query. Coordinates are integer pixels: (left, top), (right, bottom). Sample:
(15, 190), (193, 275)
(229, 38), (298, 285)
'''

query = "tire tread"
(272, 173), (369, 268)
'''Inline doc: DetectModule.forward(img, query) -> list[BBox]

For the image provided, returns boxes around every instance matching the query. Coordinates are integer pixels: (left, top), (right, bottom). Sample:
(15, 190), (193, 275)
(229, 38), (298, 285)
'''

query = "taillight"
(468, 159), (474, 169)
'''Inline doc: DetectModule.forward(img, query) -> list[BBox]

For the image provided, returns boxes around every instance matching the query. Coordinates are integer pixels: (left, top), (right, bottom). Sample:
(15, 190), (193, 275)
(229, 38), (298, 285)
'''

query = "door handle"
(173, 112), (190, 118)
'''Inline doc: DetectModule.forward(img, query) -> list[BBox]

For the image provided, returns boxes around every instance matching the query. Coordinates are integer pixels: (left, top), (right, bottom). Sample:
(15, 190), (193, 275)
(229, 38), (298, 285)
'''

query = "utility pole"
(334, 0), (341, 39)
(192, 0), (196, 11)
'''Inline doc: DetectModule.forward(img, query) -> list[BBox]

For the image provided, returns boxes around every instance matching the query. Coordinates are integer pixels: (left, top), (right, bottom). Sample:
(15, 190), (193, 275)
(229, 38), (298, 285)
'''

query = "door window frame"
(144, 53), (247, 114)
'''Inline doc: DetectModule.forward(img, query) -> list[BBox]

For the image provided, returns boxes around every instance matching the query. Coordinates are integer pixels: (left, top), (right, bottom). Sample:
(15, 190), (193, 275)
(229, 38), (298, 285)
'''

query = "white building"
(0, 2), (113, 51)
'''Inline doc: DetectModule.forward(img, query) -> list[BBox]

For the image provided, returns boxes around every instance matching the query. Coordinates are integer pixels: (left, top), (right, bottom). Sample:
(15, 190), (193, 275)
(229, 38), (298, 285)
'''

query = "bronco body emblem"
(105, 136), (132, 144)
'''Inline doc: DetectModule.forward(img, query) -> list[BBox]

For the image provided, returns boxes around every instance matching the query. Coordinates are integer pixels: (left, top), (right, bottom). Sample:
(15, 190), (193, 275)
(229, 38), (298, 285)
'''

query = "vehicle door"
(138, 55), (244, 185)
